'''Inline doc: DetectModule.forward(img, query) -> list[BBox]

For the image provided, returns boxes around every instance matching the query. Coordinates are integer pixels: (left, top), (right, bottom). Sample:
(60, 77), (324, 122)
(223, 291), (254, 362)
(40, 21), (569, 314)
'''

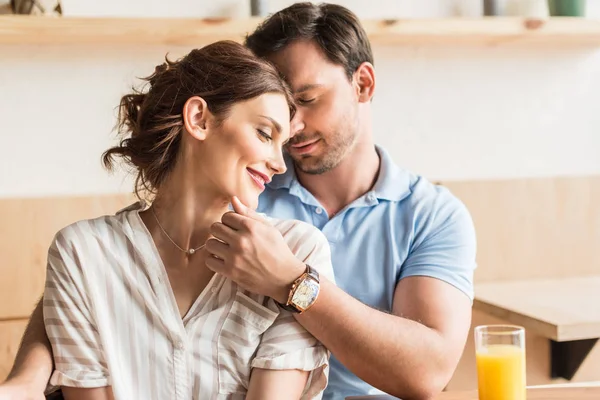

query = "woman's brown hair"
(102, 40), (295, 200)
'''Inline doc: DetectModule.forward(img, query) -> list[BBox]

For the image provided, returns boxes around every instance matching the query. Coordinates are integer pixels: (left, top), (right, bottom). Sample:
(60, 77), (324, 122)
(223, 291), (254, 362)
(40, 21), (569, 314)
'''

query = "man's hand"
(0, 378), (45, 400)
(205, 196), (305, 303)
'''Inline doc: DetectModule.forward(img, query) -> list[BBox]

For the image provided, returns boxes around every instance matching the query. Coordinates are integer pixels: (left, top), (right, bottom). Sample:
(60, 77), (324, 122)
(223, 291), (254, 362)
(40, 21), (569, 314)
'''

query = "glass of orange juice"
(475, 325), (526, 400)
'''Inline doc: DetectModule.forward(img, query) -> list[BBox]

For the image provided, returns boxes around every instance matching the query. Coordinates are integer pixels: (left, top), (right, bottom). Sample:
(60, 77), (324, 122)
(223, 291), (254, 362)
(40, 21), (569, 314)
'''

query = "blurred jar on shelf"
(10, 0), (62, 16)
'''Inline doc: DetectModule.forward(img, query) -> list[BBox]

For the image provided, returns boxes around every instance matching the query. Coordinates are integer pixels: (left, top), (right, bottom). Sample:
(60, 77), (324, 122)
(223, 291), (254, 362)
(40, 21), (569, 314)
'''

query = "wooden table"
(474, 276), (600, 380)
(347, 386), (600, 399)
(435, 386), (600, 399)
(474, 276), (600, 342)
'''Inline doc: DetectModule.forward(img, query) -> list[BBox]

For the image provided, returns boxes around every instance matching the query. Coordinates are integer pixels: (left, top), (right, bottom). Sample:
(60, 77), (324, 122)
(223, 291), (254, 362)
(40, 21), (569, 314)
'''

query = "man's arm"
(296, 276), (471, 399)
(206, 196), (476, 400)
(1, 297), (53, 398)
(294, 196), (476, 399)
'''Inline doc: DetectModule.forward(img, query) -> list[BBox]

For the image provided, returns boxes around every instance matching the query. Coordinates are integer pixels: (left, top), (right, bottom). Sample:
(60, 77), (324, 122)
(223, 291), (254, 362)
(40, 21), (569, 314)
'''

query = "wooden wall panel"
(0, 319), (28, 381)
(1, 176), (599, 386)
(442, 176), (600, 283)
(0, 194), (134, 319)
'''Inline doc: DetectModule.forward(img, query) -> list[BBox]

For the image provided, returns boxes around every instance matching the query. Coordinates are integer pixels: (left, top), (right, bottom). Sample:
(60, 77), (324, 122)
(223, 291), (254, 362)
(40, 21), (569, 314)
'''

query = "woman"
(43, 41), (334, 400)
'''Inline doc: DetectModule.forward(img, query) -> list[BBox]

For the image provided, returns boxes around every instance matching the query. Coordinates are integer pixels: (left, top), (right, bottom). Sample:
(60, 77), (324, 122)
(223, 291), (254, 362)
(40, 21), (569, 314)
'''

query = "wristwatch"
(277, 264), (320, 314)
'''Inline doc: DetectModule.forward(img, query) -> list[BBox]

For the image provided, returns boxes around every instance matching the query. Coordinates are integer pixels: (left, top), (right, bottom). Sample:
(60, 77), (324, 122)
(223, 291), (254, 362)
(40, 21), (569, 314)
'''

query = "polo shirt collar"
(267, 145), (412, 202)
(372, 146), (412, 202)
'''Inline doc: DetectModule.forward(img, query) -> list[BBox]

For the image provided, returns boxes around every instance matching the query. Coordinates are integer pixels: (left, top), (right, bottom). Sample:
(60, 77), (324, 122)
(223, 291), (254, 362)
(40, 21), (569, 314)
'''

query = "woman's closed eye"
(257, 128), (273, 141)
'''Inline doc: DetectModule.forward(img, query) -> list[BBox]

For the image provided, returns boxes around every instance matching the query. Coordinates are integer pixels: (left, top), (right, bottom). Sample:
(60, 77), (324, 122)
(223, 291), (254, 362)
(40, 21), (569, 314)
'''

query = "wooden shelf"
(2, 15), (600, 46)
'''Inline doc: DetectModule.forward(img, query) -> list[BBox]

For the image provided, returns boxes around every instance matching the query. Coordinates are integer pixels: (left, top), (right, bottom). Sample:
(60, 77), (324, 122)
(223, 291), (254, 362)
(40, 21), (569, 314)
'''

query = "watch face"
(291, 278), (320, 310)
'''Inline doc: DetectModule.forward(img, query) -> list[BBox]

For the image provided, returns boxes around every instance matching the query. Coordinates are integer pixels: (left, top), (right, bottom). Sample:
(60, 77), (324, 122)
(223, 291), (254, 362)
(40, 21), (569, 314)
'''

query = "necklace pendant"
(188, 248), (195, 255)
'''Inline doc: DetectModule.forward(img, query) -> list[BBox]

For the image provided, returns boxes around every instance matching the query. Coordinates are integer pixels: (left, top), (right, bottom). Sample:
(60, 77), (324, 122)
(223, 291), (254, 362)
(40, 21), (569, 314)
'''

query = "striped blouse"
(43, 202), (335, 400)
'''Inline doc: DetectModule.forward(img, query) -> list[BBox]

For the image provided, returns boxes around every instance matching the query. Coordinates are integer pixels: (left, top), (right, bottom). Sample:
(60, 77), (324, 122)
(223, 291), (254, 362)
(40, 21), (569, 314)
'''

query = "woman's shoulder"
(51, 202), (140, 254)
(263, 216), (335, 282)
(263, 216), (327, 245)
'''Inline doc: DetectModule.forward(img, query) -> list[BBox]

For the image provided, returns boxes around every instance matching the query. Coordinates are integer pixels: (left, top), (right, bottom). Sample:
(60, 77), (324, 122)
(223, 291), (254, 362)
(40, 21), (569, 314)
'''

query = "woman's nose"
(268, 151), (287, 175)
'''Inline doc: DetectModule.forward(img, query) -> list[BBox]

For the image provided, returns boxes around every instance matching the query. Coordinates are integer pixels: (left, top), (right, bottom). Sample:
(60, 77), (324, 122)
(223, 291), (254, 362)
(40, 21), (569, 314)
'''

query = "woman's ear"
(183, 96), (210, 141)
(353, 62), (376, 103)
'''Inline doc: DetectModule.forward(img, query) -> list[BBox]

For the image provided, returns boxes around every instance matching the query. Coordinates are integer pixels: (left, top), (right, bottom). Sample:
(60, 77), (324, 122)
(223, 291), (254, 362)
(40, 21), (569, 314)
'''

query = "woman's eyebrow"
(259, 115), (282, 134)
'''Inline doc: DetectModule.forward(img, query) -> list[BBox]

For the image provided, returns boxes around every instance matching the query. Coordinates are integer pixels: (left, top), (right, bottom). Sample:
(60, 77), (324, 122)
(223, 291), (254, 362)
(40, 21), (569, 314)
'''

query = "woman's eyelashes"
(256, 128), (273, 141)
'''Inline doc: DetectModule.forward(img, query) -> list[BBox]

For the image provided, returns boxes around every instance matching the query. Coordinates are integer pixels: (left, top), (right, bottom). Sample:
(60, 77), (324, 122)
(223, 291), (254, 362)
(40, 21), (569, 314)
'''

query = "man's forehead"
(274, 60), (322, 86)
(268, 41), (330, 83)
(277, 61), (331, 93)
(276, 65), (326, 94)
(293, 83), (325, 94)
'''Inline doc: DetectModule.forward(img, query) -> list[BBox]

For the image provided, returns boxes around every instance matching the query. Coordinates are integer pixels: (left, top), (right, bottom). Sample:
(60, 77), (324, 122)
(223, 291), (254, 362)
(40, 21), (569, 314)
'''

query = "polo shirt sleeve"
(251, 220), (335, 400)
(44, 227), (110, 389)
(399, 190), (477, 300)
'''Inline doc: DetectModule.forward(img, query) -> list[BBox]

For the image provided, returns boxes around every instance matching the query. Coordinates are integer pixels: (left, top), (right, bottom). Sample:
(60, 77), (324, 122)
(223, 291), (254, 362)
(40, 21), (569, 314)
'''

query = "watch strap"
(276, 264), (319, 313)
(305, 264), (320, 283)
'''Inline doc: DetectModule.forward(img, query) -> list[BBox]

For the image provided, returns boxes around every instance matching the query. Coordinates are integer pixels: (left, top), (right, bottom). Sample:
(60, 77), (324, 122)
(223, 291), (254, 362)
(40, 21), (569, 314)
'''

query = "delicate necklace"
(150, 207), (206, 255)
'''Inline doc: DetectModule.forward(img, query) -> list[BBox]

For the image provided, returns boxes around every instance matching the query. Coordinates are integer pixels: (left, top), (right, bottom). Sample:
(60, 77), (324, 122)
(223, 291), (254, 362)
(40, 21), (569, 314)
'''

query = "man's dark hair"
(245, 2), (374, 81)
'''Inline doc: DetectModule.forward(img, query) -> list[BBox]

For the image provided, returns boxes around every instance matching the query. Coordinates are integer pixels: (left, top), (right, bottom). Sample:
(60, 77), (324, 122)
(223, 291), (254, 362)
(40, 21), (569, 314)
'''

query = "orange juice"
(476, 344), (526, 400)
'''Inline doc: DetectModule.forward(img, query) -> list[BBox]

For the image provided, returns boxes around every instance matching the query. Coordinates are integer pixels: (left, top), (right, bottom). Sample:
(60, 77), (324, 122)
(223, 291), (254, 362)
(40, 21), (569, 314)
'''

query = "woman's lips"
(247, 168), (268, 190)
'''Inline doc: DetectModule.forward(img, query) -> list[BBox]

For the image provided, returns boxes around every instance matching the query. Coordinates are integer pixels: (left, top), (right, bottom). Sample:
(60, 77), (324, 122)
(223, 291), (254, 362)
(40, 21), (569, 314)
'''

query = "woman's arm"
(62, 386), (114, 400)
(44, 230), (111, 395)
(246, 368), (309, 400)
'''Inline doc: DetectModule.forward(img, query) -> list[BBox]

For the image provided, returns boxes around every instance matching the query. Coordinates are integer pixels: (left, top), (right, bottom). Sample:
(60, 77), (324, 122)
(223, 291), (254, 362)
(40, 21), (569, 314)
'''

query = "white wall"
(2, 0), (600, 197)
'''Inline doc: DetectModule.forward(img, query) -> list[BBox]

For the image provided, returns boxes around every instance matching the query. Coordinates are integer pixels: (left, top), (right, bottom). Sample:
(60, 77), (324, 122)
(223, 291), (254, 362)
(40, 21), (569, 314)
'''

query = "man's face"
(269, 40), (360, 175)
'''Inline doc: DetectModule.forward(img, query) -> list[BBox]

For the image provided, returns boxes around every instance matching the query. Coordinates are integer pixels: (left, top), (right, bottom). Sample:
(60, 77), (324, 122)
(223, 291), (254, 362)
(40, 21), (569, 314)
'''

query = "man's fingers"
(231, 196), (248, 215)
(209, 222), (237, 243)
(221, 211), (247, 231)
(205, 254), (227, 274)
(205, 238), (230, 261)
(224, 197), (266, 230)
(231, 196), (265, 223)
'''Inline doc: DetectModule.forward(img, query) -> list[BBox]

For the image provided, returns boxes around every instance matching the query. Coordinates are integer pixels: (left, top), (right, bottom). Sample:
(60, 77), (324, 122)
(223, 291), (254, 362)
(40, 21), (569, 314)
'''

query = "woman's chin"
(236, 193), (260, 211)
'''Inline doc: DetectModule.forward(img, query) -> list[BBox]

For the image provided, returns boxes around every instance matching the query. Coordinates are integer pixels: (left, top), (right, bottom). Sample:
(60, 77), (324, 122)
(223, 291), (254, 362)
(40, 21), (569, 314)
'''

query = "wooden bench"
(0, 194), (134, 380)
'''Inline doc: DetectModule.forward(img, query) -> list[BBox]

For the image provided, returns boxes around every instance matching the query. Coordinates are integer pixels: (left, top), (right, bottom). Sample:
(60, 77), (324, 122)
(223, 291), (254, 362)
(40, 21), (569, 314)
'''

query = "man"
(0, 3), (476, 399)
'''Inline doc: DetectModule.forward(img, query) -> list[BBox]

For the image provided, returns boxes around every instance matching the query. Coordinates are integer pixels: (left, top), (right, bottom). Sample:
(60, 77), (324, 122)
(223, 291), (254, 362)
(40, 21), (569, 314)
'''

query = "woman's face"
(192, 93), (292, 210)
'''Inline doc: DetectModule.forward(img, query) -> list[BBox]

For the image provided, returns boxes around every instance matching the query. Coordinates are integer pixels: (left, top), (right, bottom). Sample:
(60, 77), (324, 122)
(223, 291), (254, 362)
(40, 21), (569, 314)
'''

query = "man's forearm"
(6, 297), (53, 392)
(295, 279), (451, 400)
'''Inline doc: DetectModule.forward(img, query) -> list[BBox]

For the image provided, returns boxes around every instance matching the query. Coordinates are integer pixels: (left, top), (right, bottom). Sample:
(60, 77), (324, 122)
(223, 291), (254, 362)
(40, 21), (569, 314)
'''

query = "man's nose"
(290, 110), (305, 136)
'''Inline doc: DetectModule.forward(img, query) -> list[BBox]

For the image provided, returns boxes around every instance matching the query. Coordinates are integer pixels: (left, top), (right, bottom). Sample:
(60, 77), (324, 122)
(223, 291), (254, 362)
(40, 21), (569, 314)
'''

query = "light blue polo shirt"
(257, 145), (477, 399)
